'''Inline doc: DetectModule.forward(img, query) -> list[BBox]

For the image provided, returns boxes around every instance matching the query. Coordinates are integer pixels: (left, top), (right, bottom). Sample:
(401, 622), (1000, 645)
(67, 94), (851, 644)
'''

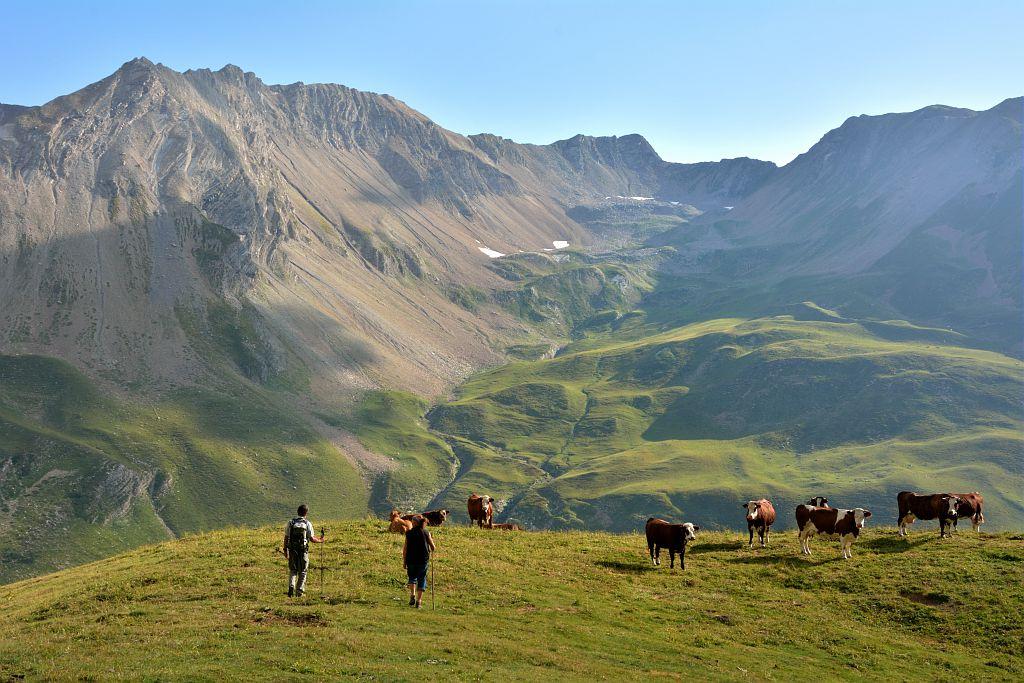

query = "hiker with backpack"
(283, 504), (325, 597)
(402, 515), (436, 608)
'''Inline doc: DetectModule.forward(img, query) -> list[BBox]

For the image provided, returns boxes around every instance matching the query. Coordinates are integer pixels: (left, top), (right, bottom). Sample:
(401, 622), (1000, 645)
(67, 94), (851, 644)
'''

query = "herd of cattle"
(386, 490), (985, 568)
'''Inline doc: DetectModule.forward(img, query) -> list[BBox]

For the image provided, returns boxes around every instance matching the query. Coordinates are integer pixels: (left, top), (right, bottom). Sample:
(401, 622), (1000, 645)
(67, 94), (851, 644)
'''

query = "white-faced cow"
(805, 496), (830, 508)
(743, 499), (776, 548)
(896, 492), (960, 538)
(645, 518), (699, 570)
(797, 507), (872, 559)
(949, 492), (985, 532)
(467, 493), (494, 528)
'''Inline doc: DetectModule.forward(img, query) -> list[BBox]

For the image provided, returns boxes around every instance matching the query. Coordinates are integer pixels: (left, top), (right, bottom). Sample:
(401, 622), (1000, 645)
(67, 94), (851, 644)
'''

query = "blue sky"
(2, 1), (1021, 164)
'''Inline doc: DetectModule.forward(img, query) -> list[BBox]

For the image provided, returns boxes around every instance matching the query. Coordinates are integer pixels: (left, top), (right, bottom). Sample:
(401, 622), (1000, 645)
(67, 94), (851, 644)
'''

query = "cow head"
(438, 509), (449, 521)
(943, 496), (960, 519)
(743, 501), (761, 522)
(682, 523), (699, 542)
(389, 509), (401, 521)
(852, 508), (871, 528)
(806, 496), (829, 508)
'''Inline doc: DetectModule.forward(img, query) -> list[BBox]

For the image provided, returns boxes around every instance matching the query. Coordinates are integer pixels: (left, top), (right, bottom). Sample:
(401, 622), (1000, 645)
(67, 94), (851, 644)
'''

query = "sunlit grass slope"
(426, 313), (1024, 530)
(0, 522), (1020, 680)
(0, 354), (367, 583)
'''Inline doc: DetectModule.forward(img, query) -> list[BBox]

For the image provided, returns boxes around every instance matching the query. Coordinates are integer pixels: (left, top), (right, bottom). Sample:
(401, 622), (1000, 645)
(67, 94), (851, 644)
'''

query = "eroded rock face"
(0, 58), (778, 399)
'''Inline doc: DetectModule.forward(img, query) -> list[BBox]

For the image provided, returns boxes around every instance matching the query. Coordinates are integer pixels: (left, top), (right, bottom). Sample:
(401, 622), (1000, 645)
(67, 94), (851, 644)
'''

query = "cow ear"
(864, 510), (872, 517)
(741, 503), (747, 508)
(693, 525), (700, 531)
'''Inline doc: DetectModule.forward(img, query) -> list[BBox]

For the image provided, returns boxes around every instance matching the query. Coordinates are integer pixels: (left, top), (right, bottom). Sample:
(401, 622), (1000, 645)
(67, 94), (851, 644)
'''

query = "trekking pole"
(431, 555), (436, 611)
(319, 526), (328, 595)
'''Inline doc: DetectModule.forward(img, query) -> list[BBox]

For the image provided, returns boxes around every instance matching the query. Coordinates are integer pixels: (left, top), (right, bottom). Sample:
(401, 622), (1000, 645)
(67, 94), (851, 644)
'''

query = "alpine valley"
(1, 59), (1020, 582)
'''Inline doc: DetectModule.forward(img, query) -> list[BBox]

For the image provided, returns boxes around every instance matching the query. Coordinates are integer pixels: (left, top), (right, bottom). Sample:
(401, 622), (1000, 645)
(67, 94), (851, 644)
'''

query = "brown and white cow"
(467, 493), (494, 528)
(805, 496), (830, 508)
(388, 509), (414, 534)
(645, 518), (699, 570)
(797, 507), (872, 558)
(896, 492), (960, 538)
(491, 523), (521, 531)
(743, 499), (776, 548)
(402, 509), (449, 527)
(949, 492), (985, 532)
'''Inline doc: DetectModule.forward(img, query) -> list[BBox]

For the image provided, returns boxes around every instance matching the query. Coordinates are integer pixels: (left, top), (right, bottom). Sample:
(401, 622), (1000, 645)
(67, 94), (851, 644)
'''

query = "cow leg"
(748, 525), (754, 548)
(648, 541), (657, 566)
(653, 545), (661, 566)
(765, 527), (770, 546)
(680, 545), (686, 571)
(759, 527), (766, 548)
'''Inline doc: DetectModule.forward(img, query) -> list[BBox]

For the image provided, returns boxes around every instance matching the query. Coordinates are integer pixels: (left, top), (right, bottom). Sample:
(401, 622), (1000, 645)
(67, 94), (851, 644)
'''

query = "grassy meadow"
(0, 521), (1021, 681)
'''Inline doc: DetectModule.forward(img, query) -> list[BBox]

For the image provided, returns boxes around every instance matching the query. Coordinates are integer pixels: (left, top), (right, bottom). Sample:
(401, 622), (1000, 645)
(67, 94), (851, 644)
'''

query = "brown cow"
(467, 493), (494, 528)
(743, 499), (776, 548)
(388, 509), (413, 534)
(401, 509), (449, 527)
(794, 499), (829, 534)
(949, 493), (985, 532)
(645, 518), (699, 570)
(797, 507), (872, 558)
(897, 492), (960, 538)
(491, 523), (521, 531)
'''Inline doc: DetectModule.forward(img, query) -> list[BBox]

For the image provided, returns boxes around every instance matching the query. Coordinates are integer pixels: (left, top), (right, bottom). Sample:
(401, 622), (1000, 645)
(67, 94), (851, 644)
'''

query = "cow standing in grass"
(897, 492), (959, 538)
(645, 518), (699, 570)
(402, 509), (449, 527)
(743, 499), (776, 548)
(467, 493), (494, 528)
(797, 507), (872, 558)
(949, 493), (985, 532)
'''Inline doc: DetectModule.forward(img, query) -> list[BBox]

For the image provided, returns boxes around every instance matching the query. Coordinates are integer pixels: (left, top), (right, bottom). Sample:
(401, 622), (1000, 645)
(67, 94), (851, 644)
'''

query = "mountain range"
(0, 58), (1020, 581)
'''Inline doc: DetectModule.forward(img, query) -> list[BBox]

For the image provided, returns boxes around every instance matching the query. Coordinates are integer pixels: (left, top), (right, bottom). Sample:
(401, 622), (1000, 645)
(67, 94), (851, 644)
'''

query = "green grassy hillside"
(0, 354), (367, 583)
(426, 313), (1024, 530)
(0, 521), (1020, 680)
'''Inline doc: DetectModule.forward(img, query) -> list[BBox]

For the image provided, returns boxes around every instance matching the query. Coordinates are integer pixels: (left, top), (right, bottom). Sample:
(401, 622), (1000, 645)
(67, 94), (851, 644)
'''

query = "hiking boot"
(415, 601), (421, 609)
(288, 587), (294, 598)
(296, 590), (304, 598)
(409, 595), (416, 606)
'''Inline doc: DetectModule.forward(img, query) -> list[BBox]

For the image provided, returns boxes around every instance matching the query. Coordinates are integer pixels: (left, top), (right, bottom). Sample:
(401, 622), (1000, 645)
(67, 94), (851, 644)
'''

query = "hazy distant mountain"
(657, 97), (1023, 352)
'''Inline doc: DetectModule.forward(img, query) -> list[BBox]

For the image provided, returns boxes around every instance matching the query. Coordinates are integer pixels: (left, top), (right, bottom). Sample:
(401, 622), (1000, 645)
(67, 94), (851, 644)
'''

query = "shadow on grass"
(726, 554), (811, 567)
(860, 535), (932, 554)
(595, 560), (657, 574)
(690, 541), (745, 554)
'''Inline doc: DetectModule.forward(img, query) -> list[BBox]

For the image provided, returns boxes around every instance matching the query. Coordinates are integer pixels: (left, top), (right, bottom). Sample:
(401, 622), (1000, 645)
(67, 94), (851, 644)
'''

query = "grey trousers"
(288, 551), (309, 593)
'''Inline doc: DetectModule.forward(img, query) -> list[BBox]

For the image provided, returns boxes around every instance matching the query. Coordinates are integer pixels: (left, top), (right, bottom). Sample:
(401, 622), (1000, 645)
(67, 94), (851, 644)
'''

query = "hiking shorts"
(406, 561), (428, 591)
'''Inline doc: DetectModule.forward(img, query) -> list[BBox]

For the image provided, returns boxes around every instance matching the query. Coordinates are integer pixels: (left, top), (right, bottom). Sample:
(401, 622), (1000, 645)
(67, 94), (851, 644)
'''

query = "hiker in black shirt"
(402, 516), (435, 608)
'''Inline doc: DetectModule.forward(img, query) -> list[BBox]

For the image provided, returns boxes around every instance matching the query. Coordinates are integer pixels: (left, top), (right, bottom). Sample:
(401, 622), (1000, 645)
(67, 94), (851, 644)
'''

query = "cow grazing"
(491, 523), (521, 531)
(645, 518), (699, 570)
(743, 499), (776, 548)
(467, 493), (494, 528)
(797, 507), (872, 558)
(949, 493), (985, 532)
(402, 509), (449, 527)
(388, 509), (413, 534)
(896, 492), (960, 538)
